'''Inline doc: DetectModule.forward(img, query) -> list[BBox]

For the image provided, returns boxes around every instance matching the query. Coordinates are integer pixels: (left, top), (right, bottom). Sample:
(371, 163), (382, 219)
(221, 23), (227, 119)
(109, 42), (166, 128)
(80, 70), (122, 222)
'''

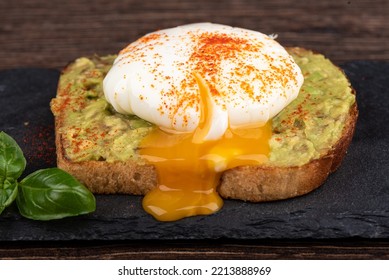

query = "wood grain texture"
(0, 0), (388, 70)
(1, 240), (389, 260)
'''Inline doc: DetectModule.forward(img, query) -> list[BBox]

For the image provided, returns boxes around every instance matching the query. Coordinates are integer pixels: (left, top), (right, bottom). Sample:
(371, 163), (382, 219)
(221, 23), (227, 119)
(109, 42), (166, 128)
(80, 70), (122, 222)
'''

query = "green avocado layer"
(51, 49), (355, 166)
(52, 56), (153, 162)
(270, 48), (355, 165)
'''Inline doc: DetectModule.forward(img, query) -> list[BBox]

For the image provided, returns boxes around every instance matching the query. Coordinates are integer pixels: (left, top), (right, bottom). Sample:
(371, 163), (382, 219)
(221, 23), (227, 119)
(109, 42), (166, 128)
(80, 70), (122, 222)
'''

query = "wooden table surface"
(1, 0), (389, 259)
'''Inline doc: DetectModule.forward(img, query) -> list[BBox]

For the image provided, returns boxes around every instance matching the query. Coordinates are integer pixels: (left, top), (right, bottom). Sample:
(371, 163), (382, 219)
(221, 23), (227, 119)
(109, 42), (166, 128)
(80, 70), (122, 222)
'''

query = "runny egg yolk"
(139, 74), (271, 221)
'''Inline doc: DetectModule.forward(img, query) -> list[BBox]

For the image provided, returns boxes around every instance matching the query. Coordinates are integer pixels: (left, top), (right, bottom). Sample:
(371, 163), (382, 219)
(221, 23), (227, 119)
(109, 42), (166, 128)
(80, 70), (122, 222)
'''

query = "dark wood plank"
(1, 240), (389, 259)
(0, 0), (388, 70)
(0, 240), (389, 259)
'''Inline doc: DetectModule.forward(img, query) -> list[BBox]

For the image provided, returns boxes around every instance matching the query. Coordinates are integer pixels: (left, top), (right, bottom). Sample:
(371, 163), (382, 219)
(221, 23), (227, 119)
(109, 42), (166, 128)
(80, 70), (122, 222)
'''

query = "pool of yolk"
(139, 74), (271, 221)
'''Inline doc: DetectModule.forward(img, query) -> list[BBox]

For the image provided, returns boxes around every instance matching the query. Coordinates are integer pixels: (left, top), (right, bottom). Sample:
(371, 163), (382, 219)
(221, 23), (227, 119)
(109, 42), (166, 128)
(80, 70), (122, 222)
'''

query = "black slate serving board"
(0, 61), (388, 241)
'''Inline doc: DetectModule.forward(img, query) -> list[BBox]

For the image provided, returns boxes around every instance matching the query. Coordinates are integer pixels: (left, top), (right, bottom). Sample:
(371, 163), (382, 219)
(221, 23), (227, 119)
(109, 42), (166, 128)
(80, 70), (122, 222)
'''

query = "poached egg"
(103, 23), (304, 221)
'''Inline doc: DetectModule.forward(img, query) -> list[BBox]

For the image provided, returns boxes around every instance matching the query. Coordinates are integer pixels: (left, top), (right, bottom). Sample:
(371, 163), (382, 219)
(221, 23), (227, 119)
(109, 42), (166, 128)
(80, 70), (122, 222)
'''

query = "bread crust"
(53, 48), (358, 202)
(218, 102), (358, 201)
(55, 122), (157, 195)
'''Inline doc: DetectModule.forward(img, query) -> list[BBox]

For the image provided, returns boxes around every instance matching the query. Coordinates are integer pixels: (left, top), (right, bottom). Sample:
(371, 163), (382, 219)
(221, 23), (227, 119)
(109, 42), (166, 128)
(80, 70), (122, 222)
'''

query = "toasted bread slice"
(219, 101), (357, 202)
(51, 48), (357, 201)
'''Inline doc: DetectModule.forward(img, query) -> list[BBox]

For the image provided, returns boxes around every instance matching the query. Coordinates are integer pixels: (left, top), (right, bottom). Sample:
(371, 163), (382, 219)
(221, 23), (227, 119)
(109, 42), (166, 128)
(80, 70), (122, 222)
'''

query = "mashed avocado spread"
(51, 49), (355, 166)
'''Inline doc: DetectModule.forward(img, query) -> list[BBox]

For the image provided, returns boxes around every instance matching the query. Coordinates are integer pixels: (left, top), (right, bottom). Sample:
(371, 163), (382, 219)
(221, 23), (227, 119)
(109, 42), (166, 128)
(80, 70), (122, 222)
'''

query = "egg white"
(103, 23), (304, 140)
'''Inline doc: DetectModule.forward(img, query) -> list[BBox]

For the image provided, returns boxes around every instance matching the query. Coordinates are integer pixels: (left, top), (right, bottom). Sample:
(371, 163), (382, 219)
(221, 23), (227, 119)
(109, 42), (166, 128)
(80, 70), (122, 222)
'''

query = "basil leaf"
(0, 131), (26, 214)
(0, 178), (18, 214)
(17, 168), (96, 220)
(0, 131), (26, 180)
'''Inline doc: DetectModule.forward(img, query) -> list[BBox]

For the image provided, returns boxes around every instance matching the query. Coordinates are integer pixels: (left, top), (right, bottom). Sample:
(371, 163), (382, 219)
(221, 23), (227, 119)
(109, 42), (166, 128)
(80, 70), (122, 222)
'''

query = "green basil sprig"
(0, 131), (96, 220)
(17, 168), (96, 220)
(0, 132), (26, 214)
